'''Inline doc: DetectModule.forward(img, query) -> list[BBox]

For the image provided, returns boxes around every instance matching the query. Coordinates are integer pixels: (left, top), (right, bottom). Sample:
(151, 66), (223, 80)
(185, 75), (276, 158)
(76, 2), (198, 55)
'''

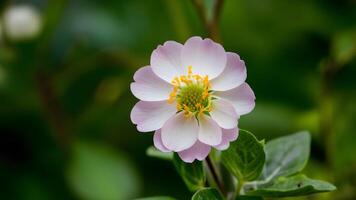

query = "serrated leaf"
(258, 131), (310, 182)
(221, 130), (265, 181)
(135, 196), (176, 200)
(247, 174), (336, 197)
(146, 146), (173, 161)
(192, 188), (224, 200)
(173, 153), (206, 192)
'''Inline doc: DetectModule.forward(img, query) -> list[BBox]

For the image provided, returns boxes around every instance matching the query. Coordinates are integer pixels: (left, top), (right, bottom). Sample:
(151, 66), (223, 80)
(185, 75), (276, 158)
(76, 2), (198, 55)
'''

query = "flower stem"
(206, 155), (225, 195)
(233, 176), (244, 199)
(320, 59), (337, 168)
(36, 71), (70, 149)
(191, 0), (224, 42)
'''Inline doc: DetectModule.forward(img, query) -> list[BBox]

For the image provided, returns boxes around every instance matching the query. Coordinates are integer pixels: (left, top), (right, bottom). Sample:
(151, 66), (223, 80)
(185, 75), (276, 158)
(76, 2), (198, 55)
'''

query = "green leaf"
(247, 174), (336, 197)
(146, 146), (173, 161)
(135, 196), (176, 200)
(235, 196), (263, 200)
(67, 142), (140, 200)
(258, 131), (310, 182)
(191, 188), (224, 200)
(221, 130), (265, 181)
(173, 153), (206, 192)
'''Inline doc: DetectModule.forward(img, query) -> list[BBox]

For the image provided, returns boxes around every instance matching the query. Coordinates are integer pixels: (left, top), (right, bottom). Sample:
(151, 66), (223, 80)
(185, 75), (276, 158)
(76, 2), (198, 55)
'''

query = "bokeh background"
(0, 0), (355, 199)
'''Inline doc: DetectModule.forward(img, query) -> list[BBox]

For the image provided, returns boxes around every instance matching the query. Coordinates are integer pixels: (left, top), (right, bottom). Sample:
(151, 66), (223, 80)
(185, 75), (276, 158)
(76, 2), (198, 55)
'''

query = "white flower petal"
(131, 66), (173, 101)
(198, 114), (222, 146)
(214, 83), (256, 115)
(150, 41), (184, 82)
(214, 128), (239, 150)
(178, 141), (211, 163)
(161, 112), (199, 152)
(130, 101), (176, 132)
(181, 36), (226, 79)
(211, 52), (247, 91)
(153, 130), (171, 152)
(210, 99), (239, 129)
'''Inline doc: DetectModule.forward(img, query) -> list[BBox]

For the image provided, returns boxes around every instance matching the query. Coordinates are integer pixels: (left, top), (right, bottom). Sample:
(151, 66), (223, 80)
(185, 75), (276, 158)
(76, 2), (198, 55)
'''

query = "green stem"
(191, 0), (224, 42)
(36, 71), (69, 149)
(35, 0), (70, 151)
(206, 155), (226, 195)
(319, 58), (339, 169)
(235, 176), (244, 198)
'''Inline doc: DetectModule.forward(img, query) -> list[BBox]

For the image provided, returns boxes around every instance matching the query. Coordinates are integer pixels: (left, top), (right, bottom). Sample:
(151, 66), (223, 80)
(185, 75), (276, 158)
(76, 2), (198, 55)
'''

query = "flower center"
(168, 66), (212, 116)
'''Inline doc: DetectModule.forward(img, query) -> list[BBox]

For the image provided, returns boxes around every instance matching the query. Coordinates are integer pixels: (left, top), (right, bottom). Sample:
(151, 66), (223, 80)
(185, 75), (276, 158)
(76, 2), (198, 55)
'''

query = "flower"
(3, 5), (42, 41)
(130, 36), (255, 163)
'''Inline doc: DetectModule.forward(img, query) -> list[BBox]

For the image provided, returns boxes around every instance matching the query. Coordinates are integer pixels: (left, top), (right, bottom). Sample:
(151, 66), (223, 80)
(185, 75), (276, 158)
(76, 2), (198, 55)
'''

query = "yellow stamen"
(183, 104), (191, 117)
(188, 65), (193, 78)
(196, 103), (201, 110)
(202, 90), (209, 99)
(203, 75), (210, 87)
(171, 78), (179, 87)
(192, 75), (201, 81)
(167, 85), (178, 104)
(167, 65), (212, 116)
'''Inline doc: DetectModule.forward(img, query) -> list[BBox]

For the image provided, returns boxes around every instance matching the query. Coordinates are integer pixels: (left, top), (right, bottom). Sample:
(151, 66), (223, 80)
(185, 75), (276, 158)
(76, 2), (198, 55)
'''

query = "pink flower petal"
(214, 128), (239, 150)
(161, 112), (199, 152)
(211, 52), (247, 91)
(214, 83), (256, 115)
(210, 99), (239, 129)
(181, 36), (226, 79)
(131, 66), (173, 101)
(198, 114), (222, 146)
(130, 100), (176, 132)
(178, 141), (211, 163)
(153, 129), (171, 152)
(150, 41), (184, 83)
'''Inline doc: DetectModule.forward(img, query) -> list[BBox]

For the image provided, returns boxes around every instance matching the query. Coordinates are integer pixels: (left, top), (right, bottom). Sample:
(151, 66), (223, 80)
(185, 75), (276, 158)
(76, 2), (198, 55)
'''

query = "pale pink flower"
(130, 36), (255, 163)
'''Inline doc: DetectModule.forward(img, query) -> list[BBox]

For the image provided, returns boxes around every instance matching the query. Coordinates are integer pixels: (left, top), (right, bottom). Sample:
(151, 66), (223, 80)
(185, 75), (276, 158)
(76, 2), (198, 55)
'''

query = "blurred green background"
(0, 0), (355, 199)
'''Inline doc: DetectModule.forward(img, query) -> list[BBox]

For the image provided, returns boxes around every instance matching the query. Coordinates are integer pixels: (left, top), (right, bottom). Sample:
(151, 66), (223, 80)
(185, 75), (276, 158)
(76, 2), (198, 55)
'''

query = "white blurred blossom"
(3, 5), (42, 41)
